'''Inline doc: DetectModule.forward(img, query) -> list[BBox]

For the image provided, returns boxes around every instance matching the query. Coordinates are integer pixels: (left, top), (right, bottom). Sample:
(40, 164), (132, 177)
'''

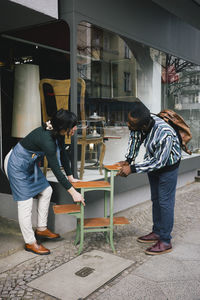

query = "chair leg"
(78, 202), (84, 255)
(109, 229), (115, 253)
(99, 142), (106, 175)
(105, 232), (109, 243)
(79, 143), (86, 180)
(75, 219), (80, 245)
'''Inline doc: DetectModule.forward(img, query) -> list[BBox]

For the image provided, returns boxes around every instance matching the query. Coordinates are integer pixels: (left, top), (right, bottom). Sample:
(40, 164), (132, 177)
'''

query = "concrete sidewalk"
(0, 181), (200, 299)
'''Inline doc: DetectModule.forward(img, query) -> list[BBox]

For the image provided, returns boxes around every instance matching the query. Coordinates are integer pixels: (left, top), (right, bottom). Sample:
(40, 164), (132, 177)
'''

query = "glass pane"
(0, 21), (71, 184)
(161, 54), (200, 155)
(77, 22), (140, 180)
(77, 22), (200, 180)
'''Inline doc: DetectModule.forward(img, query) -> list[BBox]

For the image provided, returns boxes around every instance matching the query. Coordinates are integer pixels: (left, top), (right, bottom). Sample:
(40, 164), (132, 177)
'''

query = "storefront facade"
(0, 0), (200, 232)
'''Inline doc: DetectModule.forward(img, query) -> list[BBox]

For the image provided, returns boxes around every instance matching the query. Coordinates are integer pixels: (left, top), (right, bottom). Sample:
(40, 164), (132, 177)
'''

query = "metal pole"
(0, 68), (2, 169)
(60, 10), (78, 177)
(69, 15), (78, 177)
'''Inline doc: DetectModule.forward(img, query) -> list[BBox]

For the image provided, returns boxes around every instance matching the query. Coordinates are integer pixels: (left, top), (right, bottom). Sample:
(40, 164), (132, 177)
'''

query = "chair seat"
(84, 217), (130, 228)
(104, 164), (121, 171)
(53, 204), (80, 214)
(72, 180), (110, 189)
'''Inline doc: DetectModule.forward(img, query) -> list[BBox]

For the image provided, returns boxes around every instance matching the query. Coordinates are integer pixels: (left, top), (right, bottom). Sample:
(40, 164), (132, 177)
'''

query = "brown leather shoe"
(35, 228), (60, 240)
(145, 240), (172, 255)
(25, 242), (50, 255)
(137, 232), (160, 243)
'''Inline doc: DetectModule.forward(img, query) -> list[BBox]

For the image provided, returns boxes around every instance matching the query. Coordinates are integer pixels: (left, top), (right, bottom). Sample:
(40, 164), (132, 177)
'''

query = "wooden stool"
(53, 164), (129, 255)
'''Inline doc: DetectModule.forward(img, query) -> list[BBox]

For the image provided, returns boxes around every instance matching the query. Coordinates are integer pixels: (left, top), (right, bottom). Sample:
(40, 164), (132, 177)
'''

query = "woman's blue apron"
(7, 143), (50, 201)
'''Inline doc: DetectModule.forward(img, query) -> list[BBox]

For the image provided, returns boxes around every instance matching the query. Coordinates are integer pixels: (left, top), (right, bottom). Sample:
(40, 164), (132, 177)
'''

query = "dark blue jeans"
(148, 167), (179, 244)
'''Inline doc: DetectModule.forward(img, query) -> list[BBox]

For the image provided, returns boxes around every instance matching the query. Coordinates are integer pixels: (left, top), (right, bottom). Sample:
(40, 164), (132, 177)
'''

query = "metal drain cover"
(28, 250), (133, 300)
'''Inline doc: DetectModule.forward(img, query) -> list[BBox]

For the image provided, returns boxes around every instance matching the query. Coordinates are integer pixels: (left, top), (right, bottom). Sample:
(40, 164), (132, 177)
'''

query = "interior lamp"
(89, 112), (103, 137)
(11, 64), (41, 138)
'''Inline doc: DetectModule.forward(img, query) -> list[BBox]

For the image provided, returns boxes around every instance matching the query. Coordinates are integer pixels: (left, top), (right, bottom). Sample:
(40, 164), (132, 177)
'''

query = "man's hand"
(118, 161), (129, 167)
(117, 164), (132, 177)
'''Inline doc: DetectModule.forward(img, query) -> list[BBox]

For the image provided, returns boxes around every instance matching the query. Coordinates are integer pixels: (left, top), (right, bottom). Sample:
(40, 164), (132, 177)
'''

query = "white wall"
(10, 0), (58, 18)
(151, 61), (162, 113)
(104, 127), (129, 164)
(137, 60), (161, 113)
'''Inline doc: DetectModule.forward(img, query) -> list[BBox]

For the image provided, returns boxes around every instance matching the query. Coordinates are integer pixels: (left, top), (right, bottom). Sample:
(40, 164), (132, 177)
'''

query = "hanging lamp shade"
(12, 64), (41, 138)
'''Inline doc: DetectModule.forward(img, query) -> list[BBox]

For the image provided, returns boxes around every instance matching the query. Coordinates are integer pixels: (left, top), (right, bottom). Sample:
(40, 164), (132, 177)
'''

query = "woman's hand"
(68, 187), (85, 206)
(68, 175), (81, 183)
(73, 191), (85, 206)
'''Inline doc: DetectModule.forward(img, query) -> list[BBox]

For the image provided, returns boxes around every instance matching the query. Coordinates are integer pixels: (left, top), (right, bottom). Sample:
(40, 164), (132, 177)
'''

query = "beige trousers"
(4, 150), (53, 244)
(17, 186), (53, 244)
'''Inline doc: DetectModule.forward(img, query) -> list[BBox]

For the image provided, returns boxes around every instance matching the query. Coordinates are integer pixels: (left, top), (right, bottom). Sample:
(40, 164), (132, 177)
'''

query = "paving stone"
(0, 182), (200, 300)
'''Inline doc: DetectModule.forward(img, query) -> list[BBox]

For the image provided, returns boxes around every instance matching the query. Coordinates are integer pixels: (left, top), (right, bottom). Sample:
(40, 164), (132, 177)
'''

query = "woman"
(4, 109), (85, 255)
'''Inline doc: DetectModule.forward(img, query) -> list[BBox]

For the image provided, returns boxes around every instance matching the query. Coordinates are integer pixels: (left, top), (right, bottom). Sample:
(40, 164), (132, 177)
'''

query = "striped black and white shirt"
(125, 114), (182, 173)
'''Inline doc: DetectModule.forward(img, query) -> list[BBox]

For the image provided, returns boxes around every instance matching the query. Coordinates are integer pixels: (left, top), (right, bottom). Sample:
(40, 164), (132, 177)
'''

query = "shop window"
(124, 72), (131, 92)
(124, 43), (131, 59)
(77, 22), (138, 180)
(77, 22), (200, 181)
(104, 35), (110, 50)
(162, 54), (200, 155)
(0, 21), (71, 186)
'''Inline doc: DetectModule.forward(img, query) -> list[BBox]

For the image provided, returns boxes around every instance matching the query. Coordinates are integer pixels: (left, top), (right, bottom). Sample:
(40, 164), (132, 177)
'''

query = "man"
(118, 101), (181, 255)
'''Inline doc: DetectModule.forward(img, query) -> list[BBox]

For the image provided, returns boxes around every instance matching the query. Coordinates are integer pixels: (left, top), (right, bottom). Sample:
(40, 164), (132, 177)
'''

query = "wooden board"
(73, 181), (110, 189)
(104, 164), (121, 171)
(53, 204), (80, 214)
(84, 217), (129, 227)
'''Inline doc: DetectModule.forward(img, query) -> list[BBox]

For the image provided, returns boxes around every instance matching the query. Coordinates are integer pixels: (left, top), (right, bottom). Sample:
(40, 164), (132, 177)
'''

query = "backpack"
(157, 109), (192, 155)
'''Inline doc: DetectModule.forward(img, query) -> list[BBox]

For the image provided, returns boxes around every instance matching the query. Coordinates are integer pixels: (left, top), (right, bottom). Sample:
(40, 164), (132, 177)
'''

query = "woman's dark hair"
(49, 109), (77, 136)
(129, 100), (151, 127)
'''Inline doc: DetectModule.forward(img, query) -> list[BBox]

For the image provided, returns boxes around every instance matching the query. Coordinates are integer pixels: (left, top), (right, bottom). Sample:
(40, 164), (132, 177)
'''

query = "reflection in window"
(77, 22), (200, 180)
(124, 72), (131, 92)
(124, 43), (131, 59)
(77, 22), (138, 180)
(161, 54), (200, 153)
(77, 22), (137, 127)
(0, 21), (71, 180)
